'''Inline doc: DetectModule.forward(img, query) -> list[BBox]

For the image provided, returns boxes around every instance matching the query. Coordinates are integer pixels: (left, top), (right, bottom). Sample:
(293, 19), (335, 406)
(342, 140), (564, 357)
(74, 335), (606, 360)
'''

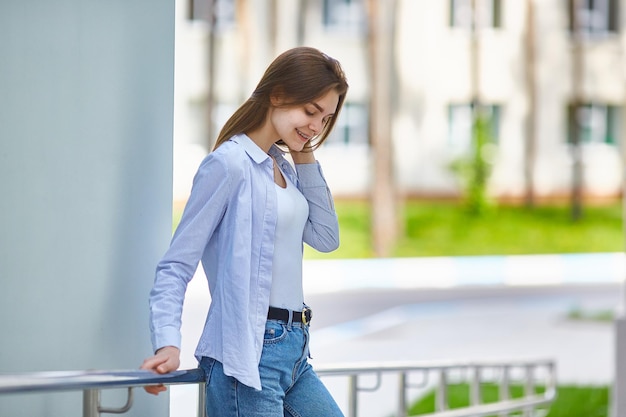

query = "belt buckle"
(301, 307), (312, 325)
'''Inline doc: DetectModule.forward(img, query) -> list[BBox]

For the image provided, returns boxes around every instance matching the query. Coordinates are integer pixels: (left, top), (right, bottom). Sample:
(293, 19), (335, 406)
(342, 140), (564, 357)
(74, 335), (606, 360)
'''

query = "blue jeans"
(200, 320), (344, 417)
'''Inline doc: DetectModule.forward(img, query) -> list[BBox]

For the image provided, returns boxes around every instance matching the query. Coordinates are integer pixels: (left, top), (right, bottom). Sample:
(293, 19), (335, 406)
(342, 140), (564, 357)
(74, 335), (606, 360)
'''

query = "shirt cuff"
(151, 326), (182, 353)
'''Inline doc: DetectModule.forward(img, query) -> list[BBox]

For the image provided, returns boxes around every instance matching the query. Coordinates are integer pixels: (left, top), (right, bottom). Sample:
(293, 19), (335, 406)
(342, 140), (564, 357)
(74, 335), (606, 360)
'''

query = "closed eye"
(305, 102), (334, 125)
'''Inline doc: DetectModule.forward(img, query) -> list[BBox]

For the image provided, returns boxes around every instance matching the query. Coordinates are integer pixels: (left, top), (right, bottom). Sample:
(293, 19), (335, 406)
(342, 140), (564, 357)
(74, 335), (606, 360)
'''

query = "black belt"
(267, 306), (312, 325)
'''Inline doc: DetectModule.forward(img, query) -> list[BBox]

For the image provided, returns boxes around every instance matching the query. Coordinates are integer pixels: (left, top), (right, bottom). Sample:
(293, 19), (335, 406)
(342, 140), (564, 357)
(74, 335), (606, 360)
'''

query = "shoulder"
(199, 139), (253, 180)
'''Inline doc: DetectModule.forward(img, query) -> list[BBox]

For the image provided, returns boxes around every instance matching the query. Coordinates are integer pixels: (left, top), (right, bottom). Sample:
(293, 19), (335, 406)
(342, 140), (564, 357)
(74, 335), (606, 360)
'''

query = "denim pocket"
(199, 356), (215, 383)
(263, 321), (288, 344)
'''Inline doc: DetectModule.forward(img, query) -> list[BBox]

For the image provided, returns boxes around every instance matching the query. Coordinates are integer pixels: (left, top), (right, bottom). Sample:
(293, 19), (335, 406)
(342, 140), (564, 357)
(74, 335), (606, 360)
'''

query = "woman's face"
(269, 89), (339, 152)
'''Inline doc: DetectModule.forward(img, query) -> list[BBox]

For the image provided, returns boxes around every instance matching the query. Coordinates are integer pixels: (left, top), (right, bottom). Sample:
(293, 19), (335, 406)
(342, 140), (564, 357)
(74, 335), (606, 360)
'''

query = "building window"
(569, 0), (619, 35)
(324, 102), (368, 146)
(450, 0), (502, 30)
(323, 0), (366, 33)
(188, 0), (235, 31)
(567, 103), (620, 145)
(448, 103), (501, 152)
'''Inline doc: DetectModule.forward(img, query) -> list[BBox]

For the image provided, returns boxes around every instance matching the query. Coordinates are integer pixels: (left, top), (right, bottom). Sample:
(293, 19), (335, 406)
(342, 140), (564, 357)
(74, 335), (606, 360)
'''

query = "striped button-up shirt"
(149, 134), (339, 390)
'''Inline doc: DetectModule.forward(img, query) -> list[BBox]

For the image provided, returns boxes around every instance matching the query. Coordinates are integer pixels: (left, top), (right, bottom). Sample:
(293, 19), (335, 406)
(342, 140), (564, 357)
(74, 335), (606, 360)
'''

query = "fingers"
(140, 346), (181, 396)
(141, 346), (180, 374)
(143, 384), (167, 396)
(140, 356), (169, 376)
(140, 357), (169, 395)
(290, 148), (316, 164)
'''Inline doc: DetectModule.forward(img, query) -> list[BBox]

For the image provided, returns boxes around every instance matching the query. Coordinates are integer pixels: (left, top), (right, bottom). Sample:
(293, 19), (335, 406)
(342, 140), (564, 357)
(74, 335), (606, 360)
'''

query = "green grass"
(568, 306), (615, 322)
(172, 199), (623, 259)
(304, 200), (623, 259)
(408, 383), (609, 417)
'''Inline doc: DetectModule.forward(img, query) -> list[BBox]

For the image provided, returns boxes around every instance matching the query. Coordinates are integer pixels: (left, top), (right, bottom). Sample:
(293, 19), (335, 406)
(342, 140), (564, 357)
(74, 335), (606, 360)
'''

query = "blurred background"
(171, 0), (624, 258)
(169, 1), (625, 416)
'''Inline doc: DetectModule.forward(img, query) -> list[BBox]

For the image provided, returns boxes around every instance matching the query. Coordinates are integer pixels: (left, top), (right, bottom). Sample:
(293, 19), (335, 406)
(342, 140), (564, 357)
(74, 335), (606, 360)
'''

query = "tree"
(524, 0), (537, 208)
(206, 0), (218, 150)
(570, 0), (584, 220)
(463, 0), (494, 215)
(295, 0), (306, 46)
(450, 112), (494, 215)
(235, 0), (252, 104)
(366, 0), (400, 257)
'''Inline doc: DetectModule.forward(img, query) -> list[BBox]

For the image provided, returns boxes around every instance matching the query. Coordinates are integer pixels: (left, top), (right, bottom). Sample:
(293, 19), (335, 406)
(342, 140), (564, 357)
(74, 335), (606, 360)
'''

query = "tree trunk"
(268, 0), (278, 55)
(206, 0), (217, 150)
(235, 0), (252, 104)
(571, 0), (584, 220)
(470, 0), (485, 209)
(470, 0), (481, 107)
(367, 0), (398, 258)
(523, 0), (537, 207)
(295, 0), (306, 46)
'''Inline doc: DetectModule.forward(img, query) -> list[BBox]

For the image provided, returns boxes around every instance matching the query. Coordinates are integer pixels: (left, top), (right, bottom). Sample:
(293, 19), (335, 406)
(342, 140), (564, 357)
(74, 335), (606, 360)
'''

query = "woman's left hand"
(289, 144), (316, 164)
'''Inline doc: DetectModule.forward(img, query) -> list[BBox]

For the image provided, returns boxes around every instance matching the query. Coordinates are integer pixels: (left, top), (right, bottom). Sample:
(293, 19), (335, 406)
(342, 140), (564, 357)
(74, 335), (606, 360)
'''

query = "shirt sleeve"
(149, 153), (231, 352)
(295, 162), (340, 253)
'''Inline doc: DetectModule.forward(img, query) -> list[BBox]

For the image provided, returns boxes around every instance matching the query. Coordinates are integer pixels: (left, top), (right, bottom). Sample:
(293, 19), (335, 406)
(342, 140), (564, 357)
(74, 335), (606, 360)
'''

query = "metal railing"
(0, 368), (206, 417)
(0, 359), (556, 417)
(315, 359), (557, 417)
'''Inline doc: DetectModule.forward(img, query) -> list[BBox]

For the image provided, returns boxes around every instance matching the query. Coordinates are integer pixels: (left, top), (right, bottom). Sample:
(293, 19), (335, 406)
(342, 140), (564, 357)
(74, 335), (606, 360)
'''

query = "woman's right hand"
(140, 346), (181, 395)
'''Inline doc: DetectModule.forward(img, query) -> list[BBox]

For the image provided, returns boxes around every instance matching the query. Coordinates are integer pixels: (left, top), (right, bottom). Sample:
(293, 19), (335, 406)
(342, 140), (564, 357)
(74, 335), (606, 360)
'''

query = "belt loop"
(287, 309), (293, 329)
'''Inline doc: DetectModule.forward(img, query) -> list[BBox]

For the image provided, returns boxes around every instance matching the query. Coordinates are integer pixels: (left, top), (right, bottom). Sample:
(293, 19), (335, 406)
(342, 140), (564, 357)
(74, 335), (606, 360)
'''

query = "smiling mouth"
(296, 129), (312, 142)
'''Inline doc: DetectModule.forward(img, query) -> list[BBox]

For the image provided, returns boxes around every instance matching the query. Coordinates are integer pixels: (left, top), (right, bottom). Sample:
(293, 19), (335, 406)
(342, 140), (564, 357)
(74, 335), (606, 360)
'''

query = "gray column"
(0, 1), (174, 416)
(614, 318), (626, 417)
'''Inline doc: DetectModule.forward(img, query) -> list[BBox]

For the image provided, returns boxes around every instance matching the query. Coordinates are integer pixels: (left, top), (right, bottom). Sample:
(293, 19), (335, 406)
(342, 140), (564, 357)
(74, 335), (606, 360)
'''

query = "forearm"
(296, 162), (340, 251)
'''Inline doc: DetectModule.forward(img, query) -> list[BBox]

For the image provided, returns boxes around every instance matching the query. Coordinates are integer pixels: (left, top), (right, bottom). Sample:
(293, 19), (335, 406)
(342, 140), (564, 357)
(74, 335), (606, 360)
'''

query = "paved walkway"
(171, 253), (623, 417)
(310, 289), (615, 417)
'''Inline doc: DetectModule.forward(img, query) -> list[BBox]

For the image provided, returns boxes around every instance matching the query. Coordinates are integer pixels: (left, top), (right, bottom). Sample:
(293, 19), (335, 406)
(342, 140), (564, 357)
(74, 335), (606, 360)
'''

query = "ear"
(270, 87), (285, 107)
(270, 95), (281, 107)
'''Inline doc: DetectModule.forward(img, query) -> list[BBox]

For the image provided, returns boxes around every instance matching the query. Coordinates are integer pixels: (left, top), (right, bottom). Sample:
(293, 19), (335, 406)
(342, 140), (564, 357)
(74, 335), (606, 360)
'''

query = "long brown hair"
(213, 47), (349, 151)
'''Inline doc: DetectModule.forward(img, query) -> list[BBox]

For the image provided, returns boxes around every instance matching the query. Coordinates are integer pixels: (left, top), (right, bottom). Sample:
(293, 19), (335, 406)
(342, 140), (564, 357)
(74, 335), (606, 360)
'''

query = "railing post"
(436, 369), (448, 411)
(523, 364), (535, 417)
(499, 365), (510, 417)
(83, 389), (100, 417)
(348, 375), (358, 417)
(198, 382), (207, 417)
(470, 365), (481, 407)
(397, 372), (407, 417)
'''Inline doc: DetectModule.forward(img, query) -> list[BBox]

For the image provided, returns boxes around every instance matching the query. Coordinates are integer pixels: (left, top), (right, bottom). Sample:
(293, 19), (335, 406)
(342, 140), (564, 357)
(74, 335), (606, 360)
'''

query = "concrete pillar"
(0, 1), (174, 416)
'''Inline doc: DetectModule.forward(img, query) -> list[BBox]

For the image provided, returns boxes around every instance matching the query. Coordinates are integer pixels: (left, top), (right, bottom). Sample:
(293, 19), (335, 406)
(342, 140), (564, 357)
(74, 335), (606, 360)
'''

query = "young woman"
(141, 46), (348, 417)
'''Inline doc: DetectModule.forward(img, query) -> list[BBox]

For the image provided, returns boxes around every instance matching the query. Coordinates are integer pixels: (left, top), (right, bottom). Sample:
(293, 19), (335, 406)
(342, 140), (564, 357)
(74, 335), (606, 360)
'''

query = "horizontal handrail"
(0, 368), (204, 395)
(0, 358), (554, 394)
(314, 358), (556, 375)
(0, 358), (556, 417)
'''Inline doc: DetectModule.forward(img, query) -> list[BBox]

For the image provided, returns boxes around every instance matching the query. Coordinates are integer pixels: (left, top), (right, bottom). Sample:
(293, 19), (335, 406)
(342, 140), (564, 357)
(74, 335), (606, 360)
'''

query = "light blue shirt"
(149, 134), (339, 390)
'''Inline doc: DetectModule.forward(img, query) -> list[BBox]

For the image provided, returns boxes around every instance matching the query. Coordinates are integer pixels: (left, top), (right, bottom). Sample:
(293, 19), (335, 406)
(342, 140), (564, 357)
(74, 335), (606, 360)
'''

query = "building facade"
(173, 0), (625, 202)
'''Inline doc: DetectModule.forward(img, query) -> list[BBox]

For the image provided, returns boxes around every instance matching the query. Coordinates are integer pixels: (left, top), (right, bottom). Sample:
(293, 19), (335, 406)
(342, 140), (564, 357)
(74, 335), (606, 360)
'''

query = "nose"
(309, 117), (323, 135)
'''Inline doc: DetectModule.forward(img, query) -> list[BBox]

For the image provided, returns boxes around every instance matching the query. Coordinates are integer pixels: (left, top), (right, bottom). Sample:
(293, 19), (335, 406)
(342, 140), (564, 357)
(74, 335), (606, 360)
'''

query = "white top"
(269, 167), (309, 311)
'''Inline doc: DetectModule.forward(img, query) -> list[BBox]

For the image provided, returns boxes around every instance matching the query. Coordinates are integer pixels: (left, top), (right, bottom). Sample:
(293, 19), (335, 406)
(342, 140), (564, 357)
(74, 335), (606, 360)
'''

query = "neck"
(246, 115), (278, 153)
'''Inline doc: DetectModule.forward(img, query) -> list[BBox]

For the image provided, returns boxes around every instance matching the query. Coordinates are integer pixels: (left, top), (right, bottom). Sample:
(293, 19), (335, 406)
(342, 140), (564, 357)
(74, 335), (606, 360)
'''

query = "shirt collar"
(231, 134), (284, 164)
